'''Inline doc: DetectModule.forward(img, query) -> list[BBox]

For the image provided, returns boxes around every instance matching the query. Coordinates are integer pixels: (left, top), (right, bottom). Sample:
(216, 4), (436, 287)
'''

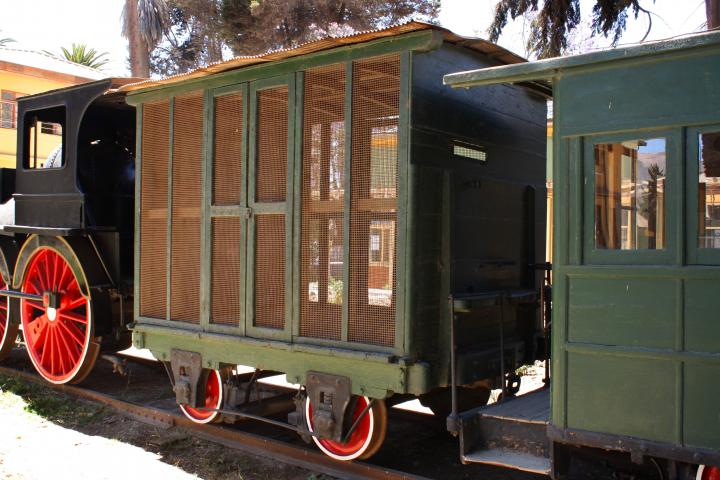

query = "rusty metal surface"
(211, 217), (242, 326)
(139, 101), (169, 320)
(170, 92), (204, 324)
(117, 21), (526, 94)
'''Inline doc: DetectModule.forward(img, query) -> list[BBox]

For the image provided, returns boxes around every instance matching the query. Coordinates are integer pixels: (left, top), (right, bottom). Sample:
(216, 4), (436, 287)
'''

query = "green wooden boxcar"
(446, 30), (720, 477)
(123, 21), (547, 460)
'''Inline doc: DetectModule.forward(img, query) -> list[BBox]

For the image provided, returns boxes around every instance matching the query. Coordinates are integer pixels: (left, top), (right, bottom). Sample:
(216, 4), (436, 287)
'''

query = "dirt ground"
(0, 375), (323, 480)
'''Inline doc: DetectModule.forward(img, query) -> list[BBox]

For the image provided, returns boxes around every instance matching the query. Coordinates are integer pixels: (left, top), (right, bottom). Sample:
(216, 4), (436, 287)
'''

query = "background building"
(0, 48), (103, 167)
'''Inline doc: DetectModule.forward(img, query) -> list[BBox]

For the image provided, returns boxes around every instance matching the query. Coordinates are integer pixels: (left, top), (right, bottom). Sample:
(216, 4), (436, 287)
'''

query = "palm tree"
(46, 44), (110, 70)
(121, 0), (169, 77)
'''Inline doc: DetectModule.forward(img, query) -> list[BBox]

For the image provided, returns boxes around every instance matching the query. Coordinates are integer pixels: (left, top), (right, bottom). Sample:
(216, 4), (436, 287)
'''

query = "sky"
(0, 0), (710, 77)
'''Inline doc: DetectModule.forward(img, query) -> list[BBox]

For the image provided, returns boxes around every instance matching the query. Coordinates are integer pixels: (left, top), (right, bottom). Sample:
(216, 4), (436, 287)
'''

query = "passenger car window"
(698, 131), (720, 248)
(24, 106), (65, 169)
(594, 138), (666, 250)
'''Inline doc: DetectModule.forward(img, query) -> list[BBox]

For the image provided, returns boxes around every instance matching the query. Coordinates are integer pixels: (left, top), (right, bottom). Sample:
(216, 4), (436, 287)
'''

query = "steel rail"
(0, 364), (428, 480)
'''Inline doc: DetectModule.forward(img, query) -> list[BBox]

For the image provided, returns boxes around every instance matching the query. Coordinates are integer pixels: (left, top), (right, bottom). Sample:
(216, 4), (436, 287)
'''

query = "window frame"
(0, 90), (25, 130)
(582, 129), (681, 265)
(22, 106), (67, 171)
(686, 124), (720, 265)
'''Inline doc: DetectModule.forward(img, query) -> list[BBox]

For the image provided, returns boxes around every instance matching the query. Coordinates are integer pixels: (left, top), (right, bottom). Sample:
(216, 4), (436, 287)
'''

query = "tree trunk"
(126, 0), (150, 77)
(708, 0), (720, 29)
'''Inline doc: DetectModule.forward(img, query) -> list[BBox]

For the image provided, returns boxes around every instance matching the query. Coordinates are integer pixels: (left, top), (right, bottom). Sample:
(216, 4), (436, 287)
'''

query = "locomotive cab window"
(24, 106), (65, 169)
(594, 138), (666, 250)
(698, 130), (720, 248)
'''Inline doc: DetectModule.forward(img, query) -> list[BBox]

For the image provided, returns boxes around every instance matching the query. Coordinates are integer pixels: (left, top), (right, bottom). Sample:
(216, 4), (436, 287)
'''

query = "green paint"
(133, 104), (143, 324)
(131, 33), (547, 400)
(444, 30), (720, 455)
(133, 322), (430, 397)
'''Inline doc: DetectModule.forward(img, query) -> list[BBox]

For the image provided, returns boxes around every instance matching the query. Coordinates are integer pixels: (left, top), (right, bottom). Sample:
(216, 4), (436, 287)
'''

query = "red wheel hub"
(700, 466), (720, 480)
(306, 395), (374, 460)
(180, 369), (223, 423)
(20, 247), (91, 383)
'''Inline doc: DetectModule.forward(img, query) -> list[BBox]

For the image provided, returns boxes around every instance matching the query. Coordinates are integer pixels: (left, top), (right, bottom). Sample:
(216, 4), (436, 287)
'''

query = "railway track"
(0, 349), (545, 480)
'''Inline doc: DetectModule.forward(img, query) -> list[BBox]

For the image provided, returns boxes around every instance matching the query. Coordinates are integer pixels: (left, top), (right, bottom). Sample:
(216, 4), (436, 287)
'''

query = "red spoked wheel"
(0, 275), (15, 361)
(20, 247), (97, 384)
(179, 369), (224, 424)
(305, 395), (387, 461)
(698, 465), (720, 480)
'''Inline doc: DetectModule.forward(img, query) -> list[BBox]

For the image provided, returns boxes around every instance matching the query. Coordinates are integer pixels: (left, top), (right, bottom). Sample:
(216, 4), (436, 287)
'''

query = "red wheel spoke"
(56, 324), (79, 364)
(58, 262), (72, 291)
(51, 254), (60, 293)
(52, 328), (66, 374)
(57, 320), (85, 347)
(25, 301), (45, 312)
(49, 328), (58, 373)
(39, 325), (50, 368)
(26, 317), (47, 345)
(31, 269), (46, 292)
(59, 311), (88, 325)
(43, 254), (52, 292)
(21, 246), (94, 384)
(63, 296), (87, 312)
(26, 279), (41, 295)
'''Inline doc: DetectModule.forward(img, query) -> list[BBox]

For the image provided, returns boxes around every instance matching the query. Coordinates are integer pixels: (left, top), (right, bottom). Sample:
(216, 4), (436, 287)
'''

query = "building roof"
(443, 29), (720, 90)
(118, 20), (527, 94)
(0, 47), (105, 82)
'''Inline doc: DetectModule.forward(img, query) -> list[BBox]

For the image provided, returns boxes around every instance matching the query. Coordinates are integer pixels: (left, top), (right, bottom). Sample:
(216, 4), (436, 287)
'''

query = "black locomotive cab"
(0, 78), (138, 384)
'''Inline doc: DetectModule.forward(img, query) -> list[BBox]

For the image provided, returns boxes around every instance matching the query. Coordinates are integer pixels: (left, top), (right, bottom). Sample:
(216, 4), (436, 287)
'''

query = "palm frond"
(55, 43), (110, 70)
(122, 0), (169, 47)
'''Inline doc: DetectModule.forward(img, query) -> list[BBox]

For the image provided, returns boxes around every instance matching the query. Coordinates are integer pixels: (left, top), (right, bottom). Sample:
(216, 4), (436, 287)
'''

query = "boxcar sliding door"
(246, 76), (295, 340)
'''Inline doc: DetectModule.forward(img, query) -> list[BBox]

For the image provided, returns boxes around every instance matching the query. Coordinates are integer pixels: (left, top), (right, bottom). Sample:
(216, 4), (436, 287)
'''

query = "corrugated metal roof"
(0, 47), (105, 80)
(118, 20), (526, 93)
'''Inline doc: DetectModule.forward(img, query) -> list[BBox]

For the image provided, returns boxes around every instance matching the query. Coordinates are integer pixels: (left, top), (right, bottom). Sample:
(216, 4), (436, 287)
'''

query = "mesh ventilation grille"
(254, 215), (285, 329)
(256, 87), (288, 202)
(170, 92), (203, 323)
(213, 93), (243, 205)
(300, 64), (346, 340)
(211, 217), (241, 326)
(348, 54), (400, 347)
(139, 101), (169, 319)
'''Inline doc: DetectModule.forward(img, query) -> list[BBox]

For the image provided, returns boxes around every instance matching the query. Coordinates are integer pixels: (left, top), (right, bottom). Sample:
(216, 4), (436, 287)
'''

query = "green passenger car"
(123, 21), (547, 460)
(446, 30), (720, 478)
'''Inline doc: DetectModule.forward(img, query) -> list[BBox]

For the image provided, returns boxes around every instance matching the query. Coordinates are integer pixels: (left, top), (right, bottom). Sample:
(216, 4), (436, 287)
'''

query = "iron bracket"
(306, 371), (352, 442)
(170, 349), (203, 408)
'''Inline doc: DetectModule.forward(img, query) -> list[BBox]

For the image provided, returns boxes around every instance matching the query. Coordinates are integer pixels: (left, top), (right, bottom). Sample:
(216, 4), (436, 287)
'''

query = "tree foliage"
(122, 0), (170, 77)
(47, 43), (110, 70)
(489, 0), (648, 58)
(150, 0), (439, 76)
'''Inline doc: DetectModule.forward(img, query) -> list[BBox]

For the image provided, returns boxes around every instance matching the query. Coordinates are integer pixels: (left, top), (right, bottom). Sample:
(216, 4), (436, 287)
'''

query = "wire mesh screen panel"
(170, 92), (203, 323)
(211, 217), (241, 326)
(140, 101), (170, 319)
(300, 64), (346, 340)
(254, 215), (285, 329)
(348, 55), (400, 347)
(255, 87), (288, 202)
(213, 93), (243, 205)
